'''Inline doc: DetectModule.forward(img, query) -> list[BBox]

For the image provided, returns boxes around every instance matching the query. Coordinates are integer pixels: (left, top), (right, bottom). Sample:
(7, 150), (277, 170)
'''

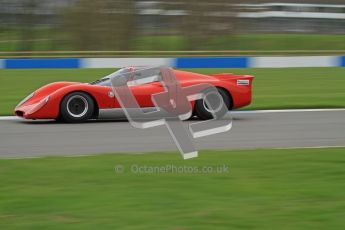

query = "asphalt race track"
(0, 109), (344, 158)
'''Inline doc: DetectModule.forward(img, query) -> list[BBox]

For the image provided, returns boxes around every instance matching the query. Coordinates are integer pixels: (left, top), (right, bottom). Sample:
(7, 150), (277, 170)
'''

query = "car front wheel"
(59, 92), (94, 123)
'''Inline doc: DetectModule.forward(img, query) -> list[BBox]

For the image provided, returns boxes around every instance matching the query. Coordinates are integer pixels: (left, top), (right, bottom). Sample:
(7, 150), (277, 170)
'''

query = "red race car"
(15, 67), (254, 123)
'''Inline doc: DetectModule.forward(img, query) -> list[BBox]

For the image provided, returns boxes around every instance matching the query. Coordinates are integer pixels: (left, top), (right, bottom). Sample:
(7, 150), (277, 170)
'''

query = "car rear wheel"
(59, 92), (94, 123)
(194, 88), (231, 120)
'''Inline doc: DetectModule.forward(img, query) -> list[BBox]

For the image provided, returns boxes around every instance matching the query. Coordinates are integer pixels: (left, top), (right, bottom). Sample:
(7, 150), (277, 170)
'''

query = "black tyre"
(194, 88), (231, 120)
(59, 92), (94, 123)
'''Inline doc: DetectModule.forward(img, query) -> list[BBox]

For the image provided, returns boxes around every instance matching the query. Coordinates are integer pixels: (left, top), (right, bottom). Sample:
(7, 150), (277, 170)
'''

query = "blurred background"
(0, 0), (344, 56)
(0, 2), (345, 229)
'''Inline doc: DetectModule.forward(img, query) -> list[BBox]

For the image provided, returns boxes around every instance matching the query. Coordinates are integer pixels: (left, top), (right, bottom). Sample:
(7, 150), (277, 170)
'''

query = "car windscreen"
(90, 68), (131, 86)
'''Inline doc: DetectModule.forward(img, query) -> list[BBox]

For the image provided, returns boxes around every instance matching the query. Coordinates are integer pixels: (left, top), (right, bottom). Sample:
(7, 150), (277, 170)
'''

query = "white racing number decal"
(237, 79), (250, 85)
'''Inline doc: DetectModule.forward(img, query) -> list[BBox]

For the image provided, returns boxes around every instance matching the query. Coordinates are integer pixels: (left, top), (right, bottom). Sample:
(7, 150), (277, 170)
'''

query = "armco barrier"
(4, 58), (80, 69)
(0, 56), (344, 69)
(174, 57), (248, 68)
(341, 56), (345, 67)
(249, 56), (338, 68)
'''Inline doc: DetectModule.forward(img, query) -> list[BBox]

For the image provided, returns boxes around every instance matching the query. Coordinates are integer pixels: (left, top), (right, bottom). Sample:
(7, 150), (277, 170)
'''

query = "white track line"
(233, 108), (345, 114)
(1, 145), (345, 160)
(1, 108), (345, 121)
(274, 145), (345, 150)
(0, 116), (20, 121)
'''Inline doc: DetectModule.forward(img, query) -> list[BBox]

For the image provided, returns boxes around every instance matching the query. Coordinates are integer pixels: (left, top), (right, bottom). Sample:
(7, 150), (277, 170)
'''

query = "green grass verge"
(133, 34), (345, 51)
(1, 67), (345, 115)
(0, 148), (344, 229)
(1, 33), (345, 52)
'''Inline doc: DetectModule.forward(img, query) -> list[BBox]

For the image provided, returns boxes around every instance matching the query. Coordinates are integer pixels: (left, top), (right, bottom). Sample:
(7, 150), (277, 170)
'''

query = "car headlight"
(16, 92), (35, 107)
(27, 96), (50, 115)
(42, 96), (50, 104)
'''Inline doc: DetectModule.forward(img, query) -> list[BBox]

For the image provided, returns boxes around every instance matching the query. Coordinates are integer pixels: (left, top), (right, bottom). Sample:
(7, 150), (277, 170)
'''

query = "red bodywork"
(14, 69), (254, 120)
